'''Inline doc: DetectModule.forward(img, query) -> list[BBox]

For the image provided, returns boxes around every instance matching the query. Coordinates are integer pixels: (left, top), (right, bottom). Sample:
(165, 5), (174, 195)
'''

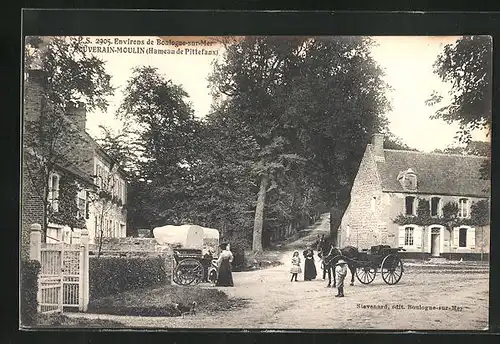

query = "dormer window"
(397, 168), (418, 191)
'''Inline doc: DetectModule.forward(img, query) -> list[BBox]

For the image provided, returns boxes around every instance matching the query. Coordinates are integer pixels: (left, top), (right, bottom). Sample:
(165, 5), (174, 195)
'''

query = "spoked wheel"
(356, 266), (377, 284)
(173, 258), (204, 286)
(381, 254), (404, 285)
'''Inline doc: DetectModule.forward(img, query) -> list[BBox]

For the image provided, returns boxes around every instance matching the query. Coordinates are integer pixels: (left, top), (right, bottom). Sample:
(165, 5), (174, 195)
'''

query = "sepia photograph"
(20, 33), (491, 330)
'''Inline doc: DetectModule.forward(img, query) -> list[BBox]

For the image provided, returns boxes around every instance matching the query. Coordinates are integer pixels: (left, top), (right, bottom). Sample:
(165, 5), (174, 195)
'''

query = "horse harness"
(322, 245), (342, 266)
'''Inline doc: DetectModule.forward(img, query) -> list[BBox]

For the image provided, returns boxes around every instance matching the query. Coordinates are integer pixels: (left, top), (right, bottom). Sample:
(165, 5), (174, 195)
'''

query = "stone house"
(337, 134), (490, 260)
(21, 69), (127, 253)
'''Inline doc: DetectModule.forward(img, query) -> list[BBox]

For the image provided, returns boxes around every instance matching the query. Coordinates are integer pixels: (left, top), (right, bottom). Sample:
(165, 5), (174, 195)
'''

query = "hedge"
(20, 260), (41, 326)
(89, 256), (169, 300)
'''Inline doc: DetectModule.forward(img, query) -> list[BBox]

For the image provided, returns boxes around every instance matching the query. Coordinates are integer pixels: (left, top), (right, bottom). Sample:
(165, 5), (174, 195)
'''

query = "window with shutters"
(48, 173), (60, 212)
(405, 227), (414, 246)
(399, 225), (422, 249)
(430, 197), (442, 217)
(95, 165), (102, 187)
(459, 227), (467, 247)
(458, 198), (470, 218)
(405, 196), (416, 216)
(453, 226), (475, 249)
(76, 188), (87, 220)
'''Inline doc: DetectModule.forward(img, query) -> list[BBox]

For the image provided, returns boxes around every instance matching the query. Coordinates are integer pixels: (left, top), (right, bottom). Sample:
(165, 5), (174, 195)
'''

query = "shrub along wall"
(20, 260), (41, 326)
(89, 256), (171, 300)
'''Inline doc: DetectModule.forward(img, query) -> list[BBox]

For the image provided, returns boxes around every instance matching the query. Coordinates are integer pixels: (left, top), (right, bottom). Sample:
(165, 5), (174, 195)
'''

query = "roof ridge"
(381, 147), (488, 159)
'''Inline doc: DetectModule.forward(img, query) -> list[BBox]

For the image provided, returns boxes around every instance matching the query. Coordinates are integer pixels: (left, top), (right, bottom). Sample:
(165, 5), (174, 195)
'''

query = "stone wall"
(340, 145), (386, 249)
(89, 237), (173, 258)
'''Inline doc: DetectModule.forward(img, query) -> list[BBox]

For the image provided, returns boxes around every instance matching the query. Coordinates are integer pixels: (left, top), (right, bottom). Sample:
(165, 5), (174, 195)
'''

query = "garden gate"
(29, 223), (89, 313)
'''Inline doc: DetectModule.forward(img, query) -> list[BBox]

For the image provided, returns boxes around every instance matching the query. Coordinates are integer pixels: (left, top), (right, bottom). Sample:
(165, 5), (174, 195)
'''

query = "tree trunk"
(252, 174), (269, 252)
(97, 203), (106, 258)
(330, 207), (337, 246)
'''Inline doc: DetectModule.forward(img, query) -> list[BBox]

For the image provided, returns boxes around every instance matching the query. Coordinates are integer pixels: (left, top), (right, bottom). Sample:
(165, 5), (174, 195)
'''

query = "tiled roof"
(54, 156), (95, 186)
(369, 145), (490, 197)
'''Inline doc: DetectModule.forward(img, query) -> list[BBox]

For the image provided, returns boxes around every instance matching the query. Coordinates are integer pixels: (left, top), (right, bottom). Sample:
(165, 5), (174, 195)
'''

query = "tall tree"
(277, 37), (391, 240)
(95, 124), (143, 177)
(118, 66), (201, 228)
(209, 37), (310, 252)
(184, 111), (258, 243)
(427, 36), (492, 182)
(426, 36), (492, 143)
(209, 36), (391, 251)
(23, 36), (114, 237)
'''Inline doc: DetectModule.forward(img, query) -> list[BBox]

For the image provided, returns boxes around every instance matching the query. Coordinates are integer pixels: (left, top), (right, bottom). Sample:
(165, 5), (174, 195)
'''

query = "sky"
(83, 36), (490, 153)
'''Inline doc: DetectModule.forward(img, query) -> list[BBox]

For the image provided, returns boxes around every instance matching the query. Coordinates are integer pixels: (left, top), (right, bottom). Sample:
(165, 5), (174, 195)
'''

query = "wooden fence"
(29, 223), (89, 313)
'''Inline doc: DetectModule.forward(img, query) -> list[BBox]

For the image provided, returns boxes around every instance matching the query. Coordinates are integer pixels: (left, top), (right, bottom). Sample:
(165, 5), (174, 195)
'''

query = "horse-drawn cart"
(153, 224), (220, 286)
(335, 245), (405, 285)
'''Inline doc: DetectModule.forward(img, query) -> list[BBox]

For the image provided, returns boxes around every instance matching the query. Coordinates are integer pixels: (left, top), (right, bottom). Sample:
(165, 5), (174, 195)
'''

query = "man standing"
(335, 259), (348, 297)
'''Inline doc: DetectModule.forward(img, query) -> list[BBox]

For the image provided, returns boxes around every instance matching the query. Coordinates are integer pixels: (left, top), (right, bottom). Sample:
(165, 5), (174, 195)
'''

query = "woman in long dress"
(216, 243), (234, 287)
(303, 247), (317, 281)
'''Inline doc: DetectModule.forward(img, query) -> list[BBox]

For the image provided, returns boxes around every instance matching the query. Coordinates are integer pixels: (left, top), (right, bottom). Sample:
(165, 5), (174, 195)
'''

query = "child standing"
(335, 259), (348, 297)
(290, 251), (302, 282)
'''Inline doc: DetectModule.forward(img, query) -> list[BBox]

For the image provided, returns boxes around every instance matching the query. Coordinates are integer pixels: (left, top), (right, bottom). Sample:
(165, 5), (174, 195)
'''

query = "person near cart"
(216, 243), (234, 287)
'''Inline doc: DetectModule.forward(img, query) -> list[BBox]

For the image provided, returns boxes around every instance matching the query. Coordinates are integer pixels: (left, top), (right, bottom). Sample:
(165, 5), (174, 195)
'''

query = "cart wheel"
(173, 258), (204, 286)
(356, 266), (377, 284)
(381, 254), (404, 285)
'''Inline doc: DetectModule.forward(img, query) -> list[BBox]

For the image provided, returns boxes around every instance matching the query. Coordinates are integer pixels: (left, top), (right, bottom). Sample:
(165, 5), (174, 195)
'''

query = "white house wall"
(86, 155), (127, 244)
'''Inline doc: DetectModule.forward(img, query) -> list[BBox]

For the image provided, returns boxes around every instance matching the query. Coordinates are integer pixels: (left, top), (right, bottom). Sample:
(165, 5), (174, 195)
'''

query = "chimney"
(372, 133), (385, 162)
(66, 101), (87, 132)
(23, 69), (48, 124)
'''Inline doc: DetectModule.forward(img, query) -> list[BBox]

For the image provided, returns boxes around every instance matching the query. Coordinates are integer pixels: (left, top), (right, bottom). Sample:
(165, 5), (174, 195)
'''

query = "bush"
(89, 256), (168, 300)
(20, 260), (41, 326)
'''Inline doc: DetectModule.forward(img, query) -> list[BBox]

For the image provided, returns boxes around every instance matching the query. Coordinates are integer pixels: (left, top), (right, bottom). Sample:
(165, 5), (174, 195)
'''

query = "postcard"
(20, 33), (491, 331)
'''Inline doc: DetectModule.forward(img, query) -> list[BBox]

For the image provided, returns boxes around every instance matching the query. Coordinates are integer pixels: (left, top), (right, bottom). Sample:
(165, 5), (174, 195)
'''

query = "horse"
(315, 234), (359, 288)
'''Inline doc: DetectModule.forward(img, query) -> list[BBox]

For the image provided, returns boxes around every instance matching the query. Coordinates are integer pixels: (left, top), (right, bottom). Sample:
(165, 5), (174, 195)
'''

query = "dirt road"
(71, 215), (490, 330)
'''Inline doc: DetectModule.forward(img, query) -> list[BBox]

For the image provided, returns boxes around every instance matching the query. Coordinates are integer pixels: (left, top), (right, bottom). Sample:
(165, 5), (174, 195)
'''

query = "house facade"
(21, 69), (127, 255)
(337, 134), (490, 260)
(86, 145), (128, 244)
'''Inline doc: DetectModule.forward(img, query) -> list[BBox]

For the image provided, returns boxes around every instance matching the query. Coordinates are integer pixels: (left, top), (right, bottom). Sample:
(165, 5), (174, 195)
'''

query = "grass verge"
(88, 285), (249, 317)
(32, 313), (125, 328)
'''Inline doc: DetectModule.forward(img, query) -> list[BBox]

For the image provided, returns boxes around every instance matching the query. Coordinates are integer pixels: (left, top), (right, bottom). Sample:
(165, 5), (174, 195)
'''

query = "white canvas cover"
(153, 224), (220, 251)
